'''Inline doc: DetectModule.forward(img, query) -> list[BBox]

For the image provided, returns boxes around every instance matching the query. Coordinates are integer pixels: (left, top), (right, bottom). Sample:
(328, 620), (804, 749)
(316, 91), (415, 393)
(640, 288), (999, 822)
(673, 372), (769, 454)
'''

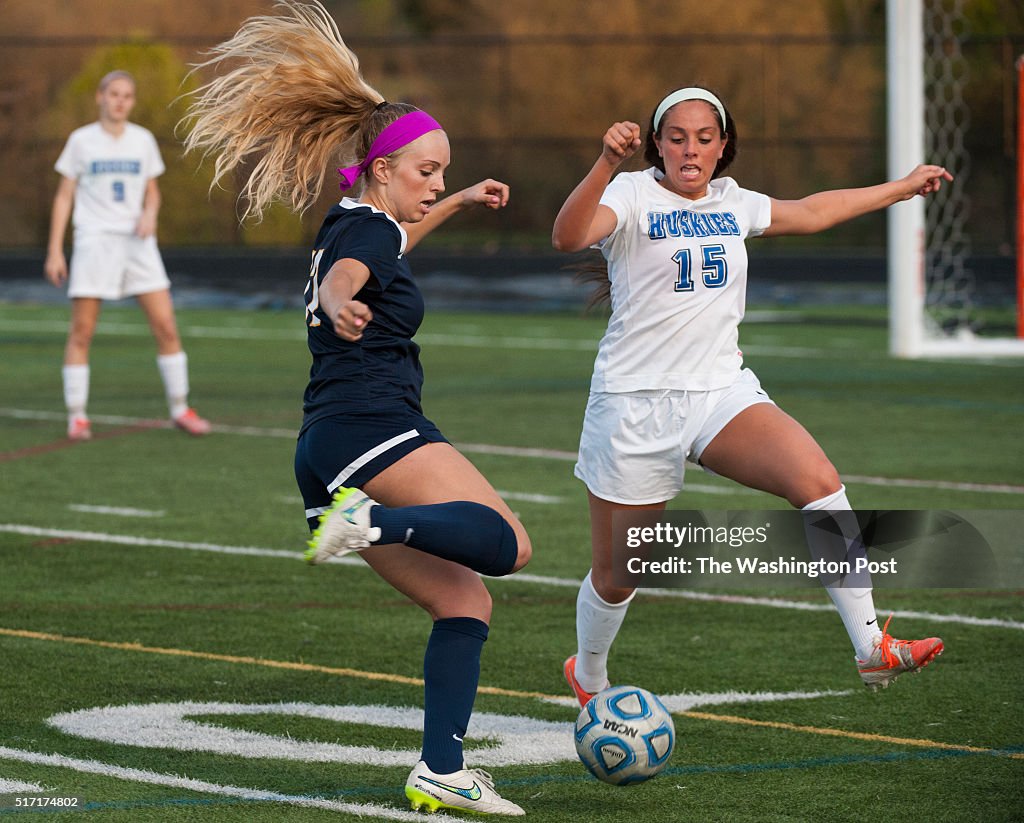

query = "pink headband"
(337, 110), (443, 191)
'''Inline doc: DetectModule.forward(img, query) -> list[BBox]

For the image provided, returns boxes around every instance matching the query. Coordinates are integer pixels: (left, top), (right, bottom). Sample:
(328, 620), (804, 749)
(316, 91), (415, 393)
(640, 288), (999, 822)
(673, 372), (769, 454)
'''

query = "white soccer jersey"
(55, 122), (165, 236)
(591, 168), (772, 392)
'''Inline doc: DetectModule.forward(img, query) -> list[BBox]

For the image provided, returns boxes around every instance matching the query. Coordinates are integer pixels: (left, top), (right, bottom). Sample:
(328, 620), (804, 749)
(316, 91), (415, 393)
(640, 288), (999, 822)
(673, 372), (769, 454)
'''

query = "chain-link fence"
(1, 28), (1020, 259)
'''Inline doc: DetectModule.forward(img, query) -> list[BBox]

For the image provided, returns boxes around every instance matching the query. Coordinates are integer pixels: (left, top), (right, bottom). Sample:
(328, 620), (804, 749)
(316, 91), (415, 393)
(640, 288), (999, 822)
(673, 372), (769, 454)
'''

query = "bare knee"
(65, 321), (97, 361)
(510, 524), (532, 573)
(589, 565), (635, 606)
(137, 293), (181, 353)
(425, 578), (492, 623)
(151, 323), (182, 354)
(64, 334), (93, 363)
(788, 461), (842, 508)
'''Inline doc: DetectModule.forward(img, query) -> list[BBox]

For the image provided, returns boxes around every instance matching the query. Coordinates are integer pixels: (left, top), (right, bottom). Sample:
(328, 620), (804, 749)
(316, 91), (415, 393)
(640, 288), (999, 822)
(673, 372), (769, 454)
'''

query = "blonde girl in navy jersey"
(553, 87), (952, 704)
(184, 2), (529, 815)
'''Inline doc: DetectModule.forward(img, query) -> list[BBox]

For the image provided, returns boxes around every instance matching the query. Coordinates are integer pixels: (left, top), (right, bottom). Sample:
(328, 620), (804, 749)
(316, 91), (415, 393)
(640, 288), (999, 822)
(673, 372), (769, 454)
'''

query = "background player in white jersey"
(552, 87), (952, 700)
(183, 2), (529, 815)
(44, 70), (210, 441)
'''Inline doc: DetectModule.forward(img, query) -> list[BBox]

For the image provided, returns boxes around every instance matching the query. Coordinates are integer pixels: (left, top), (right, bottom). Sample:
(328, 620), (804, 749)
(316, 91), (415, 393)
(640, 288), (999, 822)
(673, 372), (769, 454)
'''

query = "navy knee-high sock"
(369, 501), (518, 576)
(422, 616), (489, 774)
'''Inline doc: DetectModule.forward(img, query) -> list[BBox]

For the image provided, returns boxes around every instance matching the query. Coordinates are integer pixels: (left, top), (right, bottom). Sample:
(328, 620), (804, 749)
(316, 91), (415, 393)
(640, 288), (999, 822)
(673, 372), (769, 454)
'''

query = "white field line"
(0, 777), (51, 793)
(4, 407), (1023, 496)
(0, 746), (422, 820)
(0, 316), (829, 358)
(2, 523), (1020, 632)
(68, 504), (165, 518)
(0, 318), (306, 342)
(1, 524), (300, 560)
(0, 407), (298, 438)
(6, 313), (1022, 366)
(276, 490), (568, 506)
(496, 490), (565, 504)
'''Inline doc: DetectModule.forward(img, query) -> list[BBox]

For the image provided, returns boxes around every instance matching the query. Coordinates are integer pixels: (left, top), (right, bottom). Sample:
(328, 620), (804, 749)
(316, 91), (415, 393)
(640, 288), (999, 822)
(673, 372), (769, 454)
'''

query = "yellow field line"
(3, 626), (1020, 760)
(681, 710), (1023, 758)
(0, 627), (553, 699)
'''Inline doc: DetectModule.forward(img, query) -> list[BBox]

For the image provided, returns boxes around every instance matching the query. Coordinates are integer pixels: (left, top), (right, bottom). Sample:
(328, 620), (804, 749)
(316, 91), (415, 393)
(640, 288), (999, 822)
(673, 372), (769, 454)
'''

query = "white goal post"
(886, 0), (1024, 358)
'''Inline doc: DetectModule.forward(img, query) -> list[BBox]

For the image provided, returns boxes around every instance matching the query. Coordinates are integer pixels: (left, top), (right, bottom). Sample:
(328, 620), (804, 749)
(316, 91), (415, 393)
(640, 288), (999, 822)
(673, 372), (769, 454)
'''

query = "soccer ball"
(573, 685), (675, 785)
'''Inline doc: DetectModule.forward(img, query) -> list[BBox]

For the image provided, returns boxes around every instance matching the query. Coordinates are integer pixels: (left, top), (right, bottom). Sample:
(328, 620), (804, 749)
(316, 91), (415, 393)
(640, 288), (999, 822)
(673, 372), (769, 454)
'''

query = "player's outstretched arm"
(552, 122), (640, 253)
(402, 178), (509, 252)
(764, 164), (953, 238)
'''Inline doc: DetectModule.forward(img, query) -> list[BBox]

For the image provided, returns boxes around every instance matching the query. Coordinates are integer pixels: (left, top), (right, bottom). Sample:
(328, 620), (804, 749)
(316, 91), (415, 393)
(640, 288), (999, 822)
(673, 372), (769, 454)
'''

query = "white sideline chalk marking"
(48, 701), (574, 767)
(0, 317), (811, 355)
(513, 572), (1024, 631)
(538, 688), (852, 711)
(419, 332), (598, 351)
(46, 696), (842, 761)
(2, 523), (1021, 632)
(0, 777), (51, 793)
(0, 319), (306, 342)
(0, 408), (298, 439)
(3, 407), (1022, 496)
(656, 689), (853, 714)
(840, 473), (1024, 495)
(68, 504), (165, 518)
(460, 441), (577, 461)
(0, 746), (423, 820)
(1, 524), (302, 561)
(496, 489), (565, 505)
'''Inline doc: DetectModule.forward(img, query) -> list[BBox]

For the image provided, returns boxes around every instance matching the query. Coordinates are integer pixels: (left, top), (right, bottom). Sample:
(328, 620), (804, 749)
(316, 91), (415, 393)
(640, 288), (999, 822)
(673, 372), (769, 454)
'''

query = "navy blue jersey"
(301, 199), (425, 432)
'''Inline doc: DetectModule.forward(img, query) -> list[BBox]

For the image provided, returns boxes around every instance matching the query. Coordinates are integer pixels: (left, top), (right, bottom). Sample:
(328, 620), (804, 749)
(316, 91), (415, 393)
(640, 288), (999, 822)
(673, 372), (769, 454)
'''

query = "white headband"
(653, 88), (727, 132)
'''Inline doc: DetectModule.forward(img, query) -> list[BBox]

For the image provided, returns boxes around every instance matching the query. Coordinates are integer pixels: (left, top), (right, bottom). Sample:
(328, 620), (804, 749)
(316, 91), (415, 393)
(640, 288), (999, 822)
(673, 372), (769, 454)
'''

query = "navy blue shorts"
(294, 407), (448, 530)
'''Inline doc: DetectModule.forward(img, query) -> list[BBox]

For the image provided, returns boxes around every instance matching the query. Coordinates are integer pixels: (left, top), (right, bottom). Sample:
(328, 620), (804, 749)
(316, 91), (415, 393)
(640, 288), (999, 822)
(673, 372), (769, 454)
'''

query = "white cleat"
(305, 487), (381, 564)
(405, 760), (525, 816)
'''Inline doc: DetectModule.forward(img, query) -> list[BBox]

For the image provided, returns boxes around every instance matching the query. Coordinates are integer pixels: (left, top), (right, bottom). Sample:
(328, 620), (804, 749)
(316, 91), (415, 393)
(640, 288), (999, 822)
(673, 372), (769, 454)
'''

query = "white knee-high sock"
(62, 364), (90, 420)
(575, 570), (635, 692)
(157, 351), (189, 419)
(802, 485), (882, 659)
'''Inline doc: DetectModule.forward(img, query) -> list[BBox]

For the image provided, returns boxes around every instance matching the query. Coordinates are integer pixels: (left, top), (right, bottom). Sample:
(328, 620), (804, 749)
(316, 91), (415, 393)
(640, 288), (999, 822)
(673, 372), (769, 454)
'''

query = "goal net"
(887, 0), (1024, 358)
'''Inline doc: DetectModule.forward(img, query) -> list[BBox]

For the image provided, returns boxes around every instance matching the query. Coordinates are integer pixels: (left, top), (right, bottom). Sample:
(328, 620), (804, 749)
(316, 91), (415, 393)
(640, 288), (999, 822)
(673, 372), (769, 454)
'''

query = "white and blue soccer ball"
(574, 685), (675, 785)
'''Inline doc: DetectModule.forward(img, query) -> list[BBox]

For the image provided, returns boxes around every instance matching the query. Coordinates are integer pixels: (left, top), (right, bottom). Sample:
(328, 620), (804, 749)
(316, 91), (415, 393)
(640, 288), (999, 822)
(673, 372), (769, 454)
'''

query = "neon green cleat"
(305, 487), (381, 564)
(405, 760), (524, 817)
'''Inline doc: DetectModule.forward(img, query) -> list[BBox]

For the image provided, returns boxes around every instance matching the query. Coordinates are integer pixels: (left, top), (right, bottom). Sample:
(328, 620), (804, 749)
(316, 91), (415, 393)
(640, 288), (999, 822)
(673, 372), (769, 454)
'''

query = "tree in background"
(43, 40), (245, 246)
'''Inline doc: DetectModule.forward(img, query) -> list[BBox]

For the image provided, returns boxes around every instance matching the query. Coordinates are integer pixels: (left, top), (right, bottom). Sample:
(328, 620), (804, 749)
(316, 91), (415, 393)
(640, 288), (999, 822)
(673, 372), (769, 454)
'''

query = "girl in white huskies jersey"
(44, 70), (210, 441)
(553, 86), (951, 700)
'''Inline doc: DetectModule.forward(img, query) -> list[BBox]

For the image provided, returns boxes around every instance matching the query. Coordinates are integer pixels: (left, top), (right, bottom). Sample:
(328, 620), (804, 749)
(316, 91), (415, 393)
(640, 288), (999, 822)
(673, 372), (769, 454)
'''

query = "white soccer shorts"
(574, 368), (775, 505)
(68, 232), (171, 300)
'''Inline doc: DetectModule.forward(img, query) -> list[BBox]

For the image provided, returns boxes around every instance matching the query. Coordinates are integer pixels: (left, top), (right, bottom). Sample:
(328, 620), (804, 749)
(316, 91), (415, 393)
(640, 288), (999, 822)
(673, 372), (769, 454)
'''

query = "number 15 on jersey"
(672, 243), (728, 292)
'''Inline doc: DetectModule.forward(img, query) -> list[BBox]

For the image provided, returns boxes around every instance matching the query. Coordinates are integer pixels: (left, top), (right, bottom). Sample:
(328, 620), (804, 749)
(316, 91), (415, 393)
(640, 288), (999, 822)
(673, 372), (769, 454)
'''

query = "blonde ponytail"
(181, 0), (383, 221)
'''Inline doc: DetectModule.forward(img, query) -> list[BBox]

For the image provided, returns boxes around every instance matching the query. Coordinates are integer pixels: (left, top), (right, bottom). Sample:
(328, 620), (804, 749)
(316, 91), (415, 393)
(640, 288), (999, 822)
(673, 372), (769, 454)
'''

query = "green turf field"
(0, 301), (1021, 821)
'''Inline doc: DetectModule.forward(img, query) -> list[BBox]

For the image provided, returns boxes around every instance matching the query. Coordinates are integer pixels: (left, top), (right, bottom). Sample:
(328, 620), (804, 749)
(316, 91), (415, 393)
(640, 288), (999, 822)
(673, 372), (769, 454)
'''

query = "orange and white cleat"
(857, 615), (943, 690)
(564, 655), (608, 708)
(67, 416), (92, 441)
(173, 408), (211, 436)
